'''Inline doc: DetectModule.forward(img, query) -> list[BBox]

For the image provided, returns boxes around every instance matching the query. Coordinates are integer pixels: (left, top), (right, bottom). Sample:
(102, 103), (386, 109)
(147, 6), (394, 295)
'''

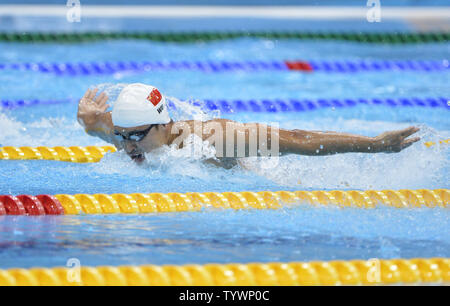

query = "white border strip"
(0, 5), (449, 19)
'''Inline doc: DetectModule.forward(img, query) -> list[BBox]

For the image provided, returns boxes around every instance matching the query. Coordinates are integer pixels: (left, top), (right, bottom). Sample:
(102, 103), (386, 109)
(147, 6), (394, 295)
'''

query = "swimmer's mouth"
(130, 153), (145, 163)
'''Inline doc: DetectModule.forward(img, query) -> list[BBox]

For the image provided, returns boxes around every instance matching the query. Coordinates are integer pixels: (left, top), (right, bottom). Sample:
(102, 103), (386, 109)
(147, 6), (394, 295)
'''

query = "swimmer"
(77, 83), (420, 167)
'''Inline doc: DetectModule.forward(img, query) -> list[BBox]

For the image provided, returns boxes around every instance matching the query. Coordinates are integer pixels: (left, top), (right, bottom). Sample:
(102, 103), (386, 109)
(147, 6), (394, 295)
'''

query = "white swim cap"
(112, 83), (171, 127)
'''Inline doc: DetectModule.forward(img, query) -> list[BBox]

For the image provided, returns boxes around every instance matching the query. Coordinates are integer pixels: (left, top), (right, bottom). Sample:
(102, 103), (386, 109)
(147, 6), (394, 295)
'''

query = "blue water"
(0, 30), (449, 268)
(0, 207), (449, 269)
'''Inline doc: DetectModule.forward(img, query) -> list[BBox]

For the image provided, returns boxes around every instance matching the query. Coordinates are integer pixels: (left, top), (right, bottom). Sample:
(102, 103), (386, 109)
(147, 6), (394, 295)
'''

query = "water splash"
(0, 112), (100, 147)
(95, 82), (128, 102)
(166, 96), (220, 122)
(91, 134), (220, 180)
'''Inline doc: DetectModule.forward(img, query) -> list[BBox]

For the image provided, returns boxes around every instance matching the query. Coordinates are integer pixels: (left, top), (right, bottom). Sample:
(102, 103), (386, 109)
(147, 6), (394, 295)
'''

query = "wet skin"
(77, 88), (421, 164)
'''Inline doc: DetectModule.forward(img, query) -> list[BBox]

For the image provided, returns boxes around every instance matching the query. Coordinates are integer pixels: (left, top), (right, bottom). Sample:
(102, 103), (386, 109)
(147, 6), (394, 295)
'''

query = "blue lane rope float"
(193, 97), (450, 113)
(2, 97), (449, 112)
(0, 59), (449, 76)
(0, 98), (72, 109)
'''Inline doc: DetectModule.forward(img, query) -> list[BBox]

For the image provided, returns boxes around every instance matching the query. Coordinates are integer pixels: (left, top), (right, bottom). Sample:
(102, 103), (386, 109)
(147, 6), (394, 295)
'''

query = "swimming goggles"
(113, 124), (156, 142)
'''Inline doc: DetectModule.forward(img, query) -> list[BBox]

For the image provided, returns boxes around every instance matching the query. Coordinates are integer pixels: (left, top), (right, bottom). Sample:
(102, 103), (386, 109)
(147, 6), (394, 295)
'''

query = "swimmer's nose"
(123, 141), (138, 155)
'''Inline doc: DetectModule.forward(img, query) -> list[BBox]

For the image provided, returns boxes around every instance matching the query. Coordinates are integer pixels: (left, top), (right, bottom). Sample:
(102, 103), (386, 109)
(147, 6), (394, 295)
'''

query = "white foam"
(91, 134), (218, 180)
(0, 112), (26, 145)
(166, 96), (220, 122)
(0, 112), (103, 147)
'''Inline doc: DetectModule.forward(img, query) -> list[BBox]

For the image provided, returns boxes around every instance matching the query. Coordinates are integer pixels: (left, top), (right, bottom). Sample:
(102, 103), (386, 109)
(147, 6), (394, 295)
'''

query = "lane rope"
(1, 59), (449, 75)
(0, 140), (448, 163)
(0, 257), (448, 285)
(424, 139), (450, 147)
(2, 97), (449, 111)
(0, 189), (448, 215)
(0, 145), (116, 162)
(1, 31), (449, 44)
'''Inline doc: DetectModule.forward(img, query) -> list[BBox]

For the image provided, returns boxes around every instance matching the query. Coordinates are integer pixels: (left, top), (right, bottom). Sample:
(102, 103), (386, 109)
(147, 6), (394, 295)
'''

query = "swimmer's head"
(112, 83), (170, 127)
(112, 83), (172, 163)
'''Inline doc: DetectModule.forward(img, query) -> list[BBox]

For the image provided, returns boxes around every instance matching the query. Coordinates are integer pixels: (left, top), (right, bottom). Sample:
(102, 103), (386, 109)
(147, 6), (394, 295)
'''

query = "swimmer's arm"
(77, 88), (119, 146)
(279, 127), (420, 155)
(170, 120), (420, 157)
(215, 121), (419, 156)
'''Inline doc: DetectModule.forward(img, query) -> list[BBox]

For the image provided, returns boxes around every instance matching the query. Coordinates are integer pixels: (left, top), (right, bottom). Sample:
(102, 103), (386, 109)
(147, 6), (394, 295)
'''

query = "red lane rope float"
(36, 195), (65, 215)
(0, 201), (5, 215)
(0, 195), (64, 216)
(285, 60), (314, 71)
(16, 195), (45, 215)
(0, 196), (26, 215)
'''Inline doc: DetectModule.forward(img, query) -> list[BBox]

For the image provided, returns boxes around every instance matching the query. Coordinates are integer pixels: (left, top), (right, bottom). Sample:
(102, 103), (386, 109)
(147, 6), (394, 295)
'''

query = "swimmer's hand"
(77, 88), (110, 128)
(373, 126), (420, 153)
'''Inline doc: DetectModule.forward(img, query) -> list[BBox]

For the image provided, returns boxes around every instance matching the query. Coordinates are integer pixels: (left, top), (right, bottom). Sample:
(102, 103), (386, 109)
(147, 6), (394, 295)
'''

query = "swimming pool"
(0, 10), (449, 285)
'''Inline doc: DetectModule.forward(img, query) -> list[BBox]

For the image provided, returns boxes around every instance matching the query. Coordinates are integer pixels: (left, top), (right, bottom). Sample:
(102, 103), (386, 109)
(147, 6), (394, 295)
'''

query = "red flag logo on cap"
(147, 88), (162, 106)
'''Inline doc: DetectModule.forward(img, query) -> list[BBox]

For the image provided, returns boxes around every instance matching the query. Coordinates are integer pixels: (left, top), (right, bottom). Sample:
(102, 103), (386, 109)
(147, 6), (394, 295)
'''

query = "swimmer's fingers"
(99, 103), (110, 112)
(396, 136), (420, 152)
(97, 93), (109, 112)
(96, 92), (108, 106)
(402, 136), (420, 150)
(400, 126), (420, 139)
(87, 88), (98, 100)
(95, 92), (105, 104)
(82, 89), (91, 100)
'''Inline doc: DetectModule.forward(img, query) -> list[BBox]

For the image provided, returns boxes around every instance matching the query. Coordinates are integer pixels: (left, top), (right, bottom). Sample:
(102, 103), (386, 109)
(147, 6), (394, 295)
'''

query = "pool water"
(0, 208), (448, 269)
(0, 37), (449, 269)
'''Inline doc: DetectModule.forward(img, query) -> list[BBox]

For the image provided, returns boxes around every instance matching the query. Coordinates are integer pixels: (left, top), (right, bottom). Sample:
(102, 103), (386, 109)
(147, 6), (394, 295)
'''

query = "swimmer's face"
(113, 124), (164, 163)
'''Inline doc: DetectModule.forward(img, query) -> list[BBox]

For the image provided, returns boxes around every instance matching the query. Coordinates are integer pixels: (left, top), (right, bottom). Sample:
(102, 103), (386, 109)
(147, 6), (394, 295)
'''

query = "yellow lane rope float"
(0, 145), (116, 162)
(0, 140), (448, 163)
(424, 138), (450, 147)
(0, 258), (448, 286)
(0, 189), (445, 216)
